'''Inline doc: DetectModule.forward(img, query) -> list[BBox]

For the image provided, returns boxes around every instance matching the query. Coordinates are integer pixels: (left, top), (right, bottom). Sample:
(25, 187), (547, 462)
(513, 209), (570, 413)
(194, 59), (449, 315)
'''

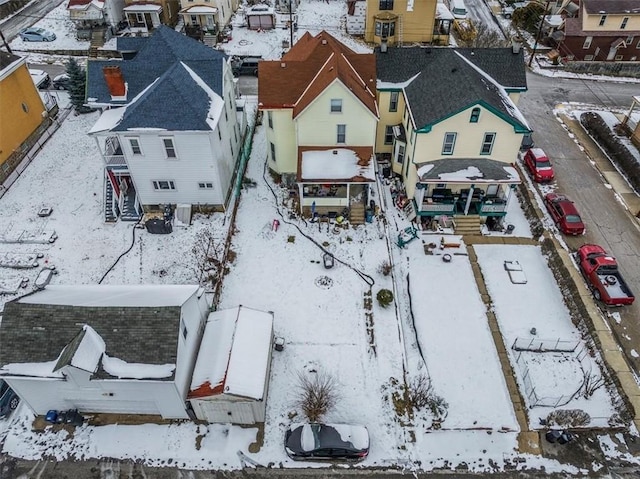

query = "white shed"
(188, 306), (274, 424)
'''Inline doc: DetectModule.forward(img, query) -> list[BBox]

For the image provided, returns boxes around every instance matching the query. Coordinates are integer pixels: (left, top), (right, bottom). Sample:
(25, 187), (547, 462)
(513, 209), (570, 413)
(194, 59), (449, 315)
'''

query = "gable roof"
(582, 0), (640, 15)
(68, 0), (104, 10)
(86, 25), (227, 130)
(189, 306), (273, 400)
(0, 285), (202, 381)
(258, 30), (378, 118)
(376, 47), (529, 132)
(0, 50), (22, 74)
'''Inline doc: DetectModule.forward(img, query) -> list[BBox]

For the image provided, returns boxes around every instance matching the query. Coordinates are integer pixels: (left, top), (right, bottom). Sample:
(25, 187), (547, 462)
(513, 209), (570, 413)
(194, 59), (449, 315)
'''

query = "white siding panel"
(191, 396), (263, 424)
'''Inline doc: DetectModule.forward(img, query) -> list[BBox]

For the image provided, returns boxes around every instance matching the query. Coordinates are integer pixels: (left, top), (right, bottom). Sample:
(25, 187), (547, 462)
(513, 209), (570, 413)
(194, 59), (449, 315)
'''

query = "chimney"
(512, 40), (522, 54)
(380, 41), (388, 53)
(103, 66), (126, 98)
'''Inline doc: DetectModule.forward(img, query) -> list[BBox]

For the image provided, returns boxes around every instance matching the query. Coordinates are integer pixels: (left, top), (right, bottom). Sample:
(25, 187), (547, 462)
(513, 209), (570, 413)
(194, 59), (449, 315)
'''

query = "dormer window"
(621, 17), (629, 29)
(470, 107), (480, 123)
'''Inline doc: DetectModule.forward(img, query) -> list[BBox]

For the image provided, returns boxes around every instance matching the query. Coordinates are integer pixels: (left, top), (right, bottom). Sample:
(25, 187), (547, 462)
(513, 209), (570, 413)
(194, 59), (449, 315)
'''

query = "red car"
(544, 193), (585, 235)
(523, 148), (555, 183)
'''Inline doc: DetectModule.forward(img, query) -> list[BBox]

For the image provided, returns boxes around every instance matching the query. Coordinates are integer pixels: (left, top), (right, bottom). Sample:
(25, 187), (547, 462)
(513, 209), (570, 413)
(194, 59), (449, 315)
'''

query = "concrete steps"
(350, 204), (365, 226)
(454, 215), (481, 236)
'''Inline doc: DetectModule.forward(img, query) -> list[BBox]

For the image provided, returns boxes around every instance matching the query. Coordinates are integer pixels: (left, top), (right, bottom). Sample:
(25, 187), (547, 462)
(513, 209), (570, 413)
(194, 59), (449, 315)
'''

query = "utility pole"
(0, 29), (13, 54)
(288, 0), (293, 48)
(528, 0), (551, 67)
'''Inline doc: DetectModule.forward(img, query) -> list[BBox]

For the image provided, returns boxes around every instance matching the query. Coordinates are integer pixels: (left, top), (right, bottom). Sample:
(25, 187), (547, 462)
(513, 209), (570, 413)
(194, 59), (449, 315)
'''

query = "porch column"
(463, 185), (474, 215)
(415, 183), (425, 212)
(298, 183), (304, 214)
(347, 183), (351, 205)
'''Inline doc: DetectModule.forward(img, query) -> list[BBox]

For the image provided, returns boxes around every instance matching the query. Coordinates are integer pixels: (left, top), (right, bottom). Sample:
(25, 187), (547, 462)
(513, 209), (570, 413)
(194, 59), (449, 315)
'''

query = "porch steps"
(454, 215), (482, 236)
(121, 190), (141, 222)
(104, 180), (117, 223)
(89, 27), (106, 58)
(350, 203), (365, 226)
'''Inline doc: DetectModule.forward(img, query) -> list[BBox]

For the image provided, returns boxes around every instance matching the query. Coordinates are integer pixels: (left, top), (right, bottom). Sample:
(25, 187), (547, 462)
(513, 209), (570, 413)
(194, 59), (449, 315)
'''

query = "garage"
(246, 5), (275, 30)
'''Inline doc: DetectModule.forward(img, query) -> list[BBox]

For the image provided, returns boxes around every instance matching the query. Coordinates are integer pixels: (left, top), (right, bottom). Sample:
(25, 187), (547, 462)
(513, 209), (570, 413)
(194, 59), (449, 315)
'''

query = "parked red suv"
(544, 193), (585, 235)
(523, 148), (555, 183)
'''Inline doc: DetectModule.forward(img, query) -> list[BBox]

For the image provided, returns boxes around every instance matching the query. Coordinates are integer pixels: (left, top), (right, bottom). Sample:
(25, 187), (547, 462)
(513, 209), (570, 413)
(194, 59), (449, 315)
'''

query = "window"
(379, 0), (393, 9)
(181, 321), (188, 340)
(442, 132), (456, 154)
(626, 36), (634, 45)
(397, 144), (405, 164)
(152, 180), (176, 190)
(384, 125), (394, 144)
(198, 182), (214, 189)
(330, 99), (342, 113)
(224, 108), (228, 122)
(470, 107), (480, 123)
(481, 133), (496, 154)
(337, 124), (346, 143)
(598, 15), (606, 26)
(621, 17), (629, 29)
(270, 142), (276, 161)
(389, 91), (399, 112)
(162, 138), (176, 158)
(268, 111), (273, 128)
(615, 55), (623, 61)
(375, 20), (396, 38)
(584, 54), (594, 61)
(21, 102), (29, 113)
(136, 13), (144, 23)
(583, 36), (592, 49)
(129, 138), (142, 155)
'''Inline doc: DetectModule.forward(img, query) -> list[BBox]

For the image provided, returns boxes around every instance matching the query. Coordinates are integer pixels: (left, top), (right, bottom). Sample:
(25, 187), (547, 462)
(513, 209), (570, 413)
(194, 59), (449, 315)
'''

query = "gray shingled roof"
(0, 51), (21, 71)
(0, 299), (182, 381)
(376, 47), (528, 132)
(86, 25), (227, 131)
(417, 158), (518, 182)
(582, 0), (640, 15)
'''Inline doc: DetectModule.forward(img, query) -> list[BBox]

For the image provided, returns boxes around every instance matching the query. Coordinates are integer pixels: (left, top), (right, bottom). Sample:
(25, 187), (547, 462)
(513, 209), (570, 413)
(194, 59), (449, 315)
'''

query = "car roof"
(287, 423), (368, 453)
(528, 147), (547, 159)
(556, 198), (580, 216)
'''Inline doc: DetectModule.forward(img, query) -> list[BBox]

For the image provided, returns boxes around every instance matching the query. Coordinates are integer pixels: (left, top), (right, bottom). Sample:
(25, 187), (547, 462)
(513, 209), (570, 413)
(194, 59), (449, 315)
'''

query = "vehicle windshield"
(535, 160), (551, 169)
(34, 28), (46, 33)
(565, 214), (582, 223)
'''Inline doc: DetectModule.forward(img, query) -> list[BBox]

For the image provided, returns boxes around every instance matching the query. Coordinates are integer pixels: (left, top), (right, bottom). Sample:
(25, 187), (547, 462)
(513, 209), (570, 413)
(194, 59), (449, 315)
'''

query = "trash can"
(505, 224), (515, 235)
(274, 337), (285, 352)
(45, 410), (58, 424)
(365, 209), (373, 223)
(545, 430), (563, 443)
(558, 431), (574, 444)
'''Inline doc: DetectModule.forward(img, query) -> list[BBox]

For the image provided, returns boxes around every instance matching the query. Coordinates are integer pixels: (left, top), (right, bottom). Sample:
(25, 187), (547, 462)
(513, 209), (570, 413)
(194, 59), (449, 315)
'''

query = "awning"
(180, 5), (218, 14)
(416, 158), (520, 184)
(123, 4), (162, 12)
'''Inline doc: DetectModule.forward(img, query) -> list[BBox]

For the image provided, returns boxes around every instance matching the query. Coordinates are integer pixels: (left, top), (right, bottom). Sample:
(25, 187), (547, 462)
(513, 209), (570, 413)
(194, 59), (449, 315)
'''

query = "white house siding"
(105, 0), (125, 26)
(5, 376), (189, 419)
(265, 109), (297, 174)
(190, 394), (265, 424)
(173, 292), (211, 401)
(296, 81), (377, 148)
(122, 131), (226, 206)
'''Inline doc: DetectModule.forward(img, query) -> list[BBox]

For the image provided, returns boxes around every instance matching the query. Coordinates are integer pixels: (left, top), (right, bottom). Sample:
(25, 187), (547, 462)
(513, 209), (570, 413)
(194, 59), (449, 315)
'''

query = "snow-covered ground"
(1, 0), (639, 474)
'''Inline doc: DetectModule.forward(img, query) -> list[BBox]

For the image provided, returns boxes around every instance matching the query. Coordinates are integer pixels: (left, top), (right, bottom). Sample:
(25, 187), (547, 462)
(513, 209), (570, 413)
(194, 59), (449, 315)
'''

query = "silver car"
(19, 27), (56, 42)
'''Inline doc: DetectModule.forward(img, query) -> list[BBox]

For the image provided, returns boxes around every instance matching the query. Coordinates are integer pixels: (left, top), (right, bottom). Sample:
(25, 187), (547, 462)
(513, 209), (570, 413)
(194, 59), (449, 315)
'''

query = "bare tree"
(459, 23), (510, 48)
(191, 229), (225, 288)
(582, 369), (606, 399)
(294, 370), (339, 423)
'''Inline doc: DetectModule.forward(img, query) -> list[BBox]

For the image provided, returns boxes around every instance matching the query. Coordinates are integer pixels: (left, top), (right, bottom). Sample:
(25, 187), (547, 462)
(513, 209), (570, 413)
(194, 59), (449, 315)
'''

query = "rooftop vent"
(281, 62), (286, 68)
(322, 39), (327, 45)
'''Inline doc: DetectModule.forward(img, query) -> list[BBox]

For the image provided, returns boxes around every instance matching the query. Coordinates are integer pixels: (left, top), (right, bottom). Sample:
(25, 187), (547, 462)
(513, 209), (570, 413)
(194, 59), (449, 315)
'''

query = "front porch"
(123, 5), (162, 33)
(299, 183), (370, 225)
(415, 184), (512, 217)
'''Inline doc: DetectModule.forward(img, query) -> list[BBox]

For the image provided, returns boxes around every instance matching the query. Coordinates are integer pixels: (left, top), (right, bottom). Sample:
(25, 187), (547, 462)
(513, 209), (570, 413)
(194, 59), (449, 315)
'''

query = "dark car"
(0, 379), (20, 418)
(285, 423), (369, 461)
(544, 193), (585, 235)
(231, 56), (261, 76)
(523, 147), (555, 183)
(52, 73), (70, 90)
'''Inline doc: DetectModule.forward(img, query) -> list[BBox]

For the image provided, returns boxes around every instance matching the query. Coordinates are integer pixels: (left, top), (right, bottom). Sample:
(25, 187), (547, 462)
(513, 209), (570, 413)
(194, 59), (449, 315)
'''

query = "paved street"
(519, 73), (640, 376)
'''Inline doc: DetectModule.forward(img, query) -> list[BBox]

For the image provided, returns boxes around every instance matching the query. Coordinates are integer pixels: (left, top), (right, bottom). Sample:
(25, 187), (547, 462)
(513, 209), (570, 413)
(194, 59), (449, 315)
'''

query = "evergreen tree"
(66, 57), (92, 113)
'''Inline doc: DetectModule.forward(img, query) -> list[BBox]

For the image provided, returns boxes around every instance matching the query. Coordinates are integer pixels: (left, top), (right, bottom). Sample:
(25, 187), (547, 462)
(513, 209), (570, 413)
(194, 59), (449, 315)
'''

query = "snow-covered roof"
(189, 306), (273, 400)
(180, 5), (218, 14)
(17, 284), (200, 307)
(301, 148), (375, 182)
(246, 5), (274, 14)
(123, 4), (162, 12)
(436, 2), (455, 20)
(88, 107), (126, 133)
(416, 158), (520, 183)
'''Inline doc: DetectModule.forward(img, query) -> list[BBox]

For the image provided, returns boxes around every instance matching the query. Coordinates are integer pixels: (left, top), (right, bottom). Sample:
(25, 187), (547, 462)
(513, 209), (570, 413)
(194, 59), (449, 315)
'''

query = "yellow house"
(258, 31), (379, 224)
(0, 51), (47, 185)
(375, 46), (530, 232)
(179, 0), (239, 38)
(364, 0), (451, 46)
(123, 0), (180, 31)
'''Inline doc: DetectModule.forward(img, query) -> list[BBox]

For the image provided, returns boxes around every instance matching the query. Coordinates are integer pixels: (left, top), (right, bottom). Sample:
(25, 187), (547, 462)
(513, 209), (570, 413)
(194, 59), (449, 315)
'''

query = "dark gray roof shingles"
(86, 25), (227, 131)
(0, 300), (182, 381)
(417, 158), (517, 181)
(376, 47), (528, 132)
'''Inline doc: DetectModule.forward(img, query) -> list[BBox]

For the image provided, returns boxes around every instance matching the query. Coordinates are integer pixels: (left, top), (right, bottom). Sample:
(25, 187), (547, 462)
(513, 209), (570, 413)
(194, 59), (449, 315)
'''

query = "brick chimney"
(103, 66), (126, 98)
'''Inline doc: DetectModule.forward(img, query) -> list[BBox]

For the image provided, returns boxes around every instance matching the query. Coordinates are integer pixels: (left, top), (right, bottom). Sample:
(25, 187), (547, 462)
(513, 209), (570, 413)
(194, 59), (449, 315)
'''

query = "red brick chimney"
(103, 66), (126, 97)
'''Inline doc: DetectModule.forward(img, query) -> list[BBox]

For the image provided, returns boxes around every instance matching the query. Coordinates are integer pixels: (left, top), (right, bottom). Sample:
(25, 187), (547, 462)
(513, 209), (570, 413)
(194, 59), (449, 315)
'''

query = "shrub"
(546, 409), (591, 428)
(294, 370), (339, 423)
(377, 260), (392, 276)
(377, 289), (394, 308)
